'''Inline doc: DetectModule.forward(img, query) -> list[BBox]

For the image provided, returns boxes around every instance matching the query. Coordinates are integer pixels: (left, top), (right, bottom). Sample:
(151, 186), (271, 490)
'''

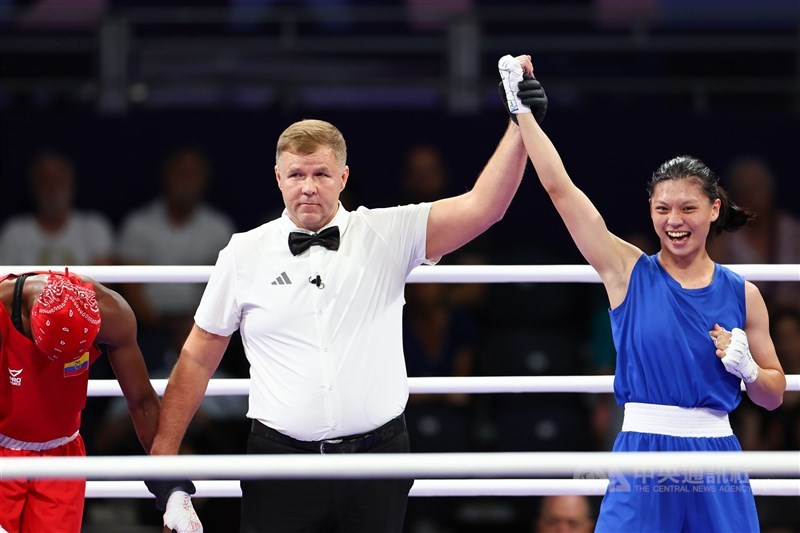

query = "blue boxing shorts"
(595, 403), (759, 533)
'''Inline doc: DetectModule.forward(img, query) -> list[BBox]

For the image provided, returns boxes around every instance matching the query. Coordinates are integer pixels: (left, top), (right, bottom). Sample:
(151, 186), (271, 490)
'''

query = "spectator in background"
(710, 156), (800, 310)
(532, 495), (595, 533)
(400, 143), (450, 204)
(116, 146), (235, 372)
(0, 150), (115, 266)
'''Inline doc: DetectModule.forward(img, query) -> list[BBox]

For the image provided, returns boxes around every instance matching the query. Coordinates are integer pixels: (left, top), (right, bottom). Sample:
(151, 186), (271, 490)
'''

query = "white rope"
(86, 374), (800, 396)
(2, 452), (797, 480)
(2, 264), (798, 283)
(84, 478), (800, 498)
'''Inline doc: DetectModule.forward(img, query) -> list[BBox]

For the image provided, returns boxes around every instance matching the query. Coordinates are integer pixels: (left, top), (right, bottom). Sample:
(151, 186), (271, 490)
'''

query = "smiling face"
(275, 146), (349, 231)
(650, 177), (720, 259)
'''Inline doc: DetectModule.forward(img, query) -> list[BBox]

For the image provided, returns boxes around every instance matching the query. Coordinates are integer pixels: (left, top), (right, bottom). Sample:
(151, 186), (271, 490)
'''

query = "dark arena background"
(1, 1), (798, 532)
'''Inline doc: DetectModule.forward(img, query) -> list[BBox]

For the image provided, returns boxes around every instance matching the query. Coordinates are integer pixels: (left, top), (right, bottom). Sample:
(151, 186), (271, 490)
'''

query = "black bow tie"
(288, 226), (340, 256)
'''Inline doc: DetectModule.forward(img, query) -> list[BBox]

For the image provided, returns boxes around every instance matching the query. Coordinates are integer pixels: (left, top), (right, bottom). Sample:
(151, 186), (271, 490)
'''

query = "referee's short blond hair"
(276, 119), (347, 168)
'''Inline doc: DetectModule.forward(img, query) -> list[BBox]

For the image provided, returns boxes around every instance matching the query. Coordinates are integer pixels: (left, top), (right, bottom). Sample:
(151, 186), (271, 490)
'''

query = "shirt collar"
(279, 202), (351, 237)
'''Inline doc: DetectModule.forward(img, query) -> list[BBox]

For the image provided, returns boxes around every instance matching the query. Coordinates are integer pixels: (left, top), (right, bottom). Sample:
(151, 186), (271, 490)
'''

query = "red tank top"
(0, 274), (102, 444)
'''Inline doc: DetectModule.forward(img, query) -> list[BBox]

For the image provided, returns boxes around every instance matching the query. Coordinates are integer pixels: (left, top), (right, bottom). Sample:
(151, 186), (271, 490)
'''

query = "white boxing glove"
(721, 328), (760, 384)
(163, 490), (203, 533)
(498, 54), (531, 116)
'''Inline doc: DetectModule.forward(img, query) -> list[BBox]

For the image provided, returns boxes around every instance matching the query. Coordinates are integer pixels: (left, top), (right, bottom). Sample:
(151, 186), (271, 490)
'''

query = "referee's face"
(275, 146), (349, 232)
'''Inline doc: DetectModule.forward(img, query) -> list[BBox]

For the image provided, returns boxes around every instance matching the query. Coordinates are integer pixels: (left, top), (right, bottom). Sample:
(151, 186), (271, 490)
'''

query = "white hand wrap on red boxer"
(498, 54), (531, 116)
(163, 490), (203, 533)
(721, 328), (760, 384)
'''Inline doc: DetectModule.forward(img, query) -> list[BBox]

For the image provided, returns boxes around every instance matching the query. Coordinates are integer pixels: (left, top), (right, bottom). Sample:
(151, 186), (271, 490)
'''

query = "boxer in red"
(0, 269), (199, 533)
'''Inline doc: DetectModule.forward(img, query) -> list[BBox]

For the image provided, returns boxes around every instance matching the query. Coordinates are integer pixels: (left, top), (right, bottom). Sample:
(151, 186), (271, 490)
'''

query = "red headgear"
(30, 269), (102, 362)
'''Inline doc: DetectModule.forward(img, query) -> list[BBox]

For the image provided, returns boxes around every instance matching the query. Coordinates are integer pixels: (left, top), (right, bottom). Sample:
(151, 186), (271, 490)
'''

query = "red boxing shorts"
(0, 435), (86, 533)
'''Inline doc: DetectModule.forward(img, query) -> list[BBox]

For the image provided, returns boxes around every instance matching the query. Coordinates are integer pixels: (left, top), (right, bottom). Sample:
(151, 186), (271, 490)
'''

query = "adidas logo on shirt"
(271, 272), (292, 285)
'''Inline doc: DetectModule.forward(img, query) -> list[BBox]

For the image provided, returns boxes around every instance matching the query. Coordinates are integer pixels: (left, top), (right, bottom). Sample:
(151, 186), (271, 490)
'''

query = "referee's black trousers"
(240, 424), (413, 533)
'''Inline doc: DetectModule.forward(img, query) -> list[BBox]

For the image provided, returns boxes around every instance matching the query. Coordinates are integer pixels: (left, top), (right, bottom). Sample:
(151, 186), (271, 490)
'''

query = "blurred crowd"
(0, 144), (797, 533)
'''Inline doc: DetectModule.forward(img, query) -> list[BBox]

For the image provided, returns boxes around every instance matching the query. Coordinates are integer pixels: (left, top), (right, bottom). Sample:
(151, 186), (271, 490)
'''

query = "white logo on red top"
(8, 368), (22, 386)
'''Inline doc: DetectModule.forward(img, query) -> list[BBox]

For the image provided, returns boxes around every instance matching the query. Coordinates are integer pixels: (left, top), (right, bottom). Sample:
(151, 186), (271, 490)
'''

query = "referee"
(150, 65), (540, 533)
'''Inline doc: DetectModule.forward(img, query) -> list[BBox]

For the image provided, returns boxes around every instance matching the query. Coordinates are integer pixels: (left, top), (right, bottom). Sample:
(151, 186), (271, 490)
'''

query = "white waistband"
(0, 431), (79, 451)
(621, 403), (733, 438)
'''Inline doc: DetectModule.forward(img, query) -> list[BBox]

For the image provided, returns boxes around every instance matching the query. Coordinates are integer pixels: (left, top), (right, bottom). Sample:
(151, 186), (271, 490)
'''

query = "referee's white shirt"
(194, 202), (435, 441)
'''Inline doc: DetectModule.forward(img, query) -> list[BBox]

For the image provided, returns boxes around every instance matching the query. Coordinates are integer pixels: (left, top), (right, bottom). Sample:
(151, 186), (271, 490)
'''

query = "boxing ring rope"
(3, 451), (798, 479)
(3, 264), (798, 500)
(1, 264), (798, 283)
(86, 375), (800, 396)
(3, 452), (799, 496)
(0, 451), (793, 497)
(83, 479), (798, 498)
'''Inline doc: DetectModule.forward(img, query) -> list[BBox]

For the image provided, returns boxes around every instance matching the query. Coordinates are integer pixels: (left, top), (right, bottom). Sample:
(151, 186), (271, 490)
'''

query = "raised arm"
(425, 121), (527, 260)
(513, 87), (641, 307)
(149, 323), (230, 455)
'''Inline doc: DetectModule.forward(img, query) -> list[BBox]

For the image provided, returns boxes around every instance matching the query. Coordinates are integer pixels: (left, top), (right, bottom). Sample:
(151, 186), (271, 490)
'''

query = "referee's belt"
(250, 414), (406, 454)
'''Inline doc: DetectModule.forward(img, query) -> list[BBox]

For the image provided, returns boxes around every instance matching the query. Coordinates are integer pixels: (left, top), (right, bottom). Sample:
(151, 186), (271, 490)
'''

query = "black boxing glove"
(518, 75), (548, 124)
(144, 478), (197, 511)
(498, 73), (548, 125)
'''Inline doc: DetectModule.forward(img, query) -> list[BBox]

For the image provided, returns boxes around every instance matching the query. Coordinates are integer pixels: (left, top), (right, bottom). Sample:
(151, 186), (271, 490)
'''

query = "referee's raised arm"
(425, 120), (527, 261)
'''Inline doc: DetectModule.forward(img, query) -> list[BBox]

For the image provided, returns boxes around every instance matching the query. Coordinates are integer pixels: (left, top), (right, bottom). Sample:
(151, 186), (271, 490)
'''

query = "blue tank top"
(609, 253), (746, 412)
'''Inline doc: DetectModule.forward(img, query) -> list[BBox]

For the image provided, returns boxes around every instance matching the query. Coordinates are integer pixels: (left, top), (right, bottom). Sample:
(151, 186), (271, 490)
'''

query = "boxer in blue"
(497, 55), (786, 532)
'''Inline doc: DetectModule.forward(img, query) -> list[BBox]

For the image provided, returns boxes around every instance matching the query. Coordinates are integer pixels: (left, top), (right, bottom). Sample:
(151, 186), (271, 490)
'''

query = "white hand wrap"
(721, 328), (759, 384)
(498, 54), (531, 115)
(163, 490), (203, 533)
